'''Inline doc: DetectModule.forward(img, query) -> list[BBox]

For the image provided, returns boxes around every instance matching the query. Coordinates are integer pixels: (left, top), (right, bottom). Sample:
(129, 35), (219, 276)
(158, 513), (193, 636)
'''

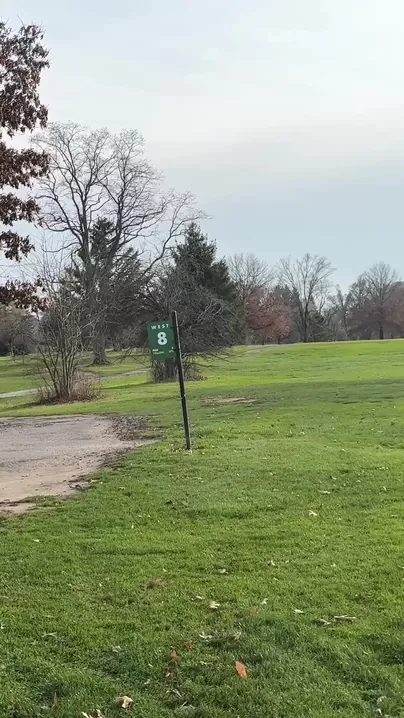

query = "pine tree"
(171, 223), (238, 304)
(149, 223), (244, 381)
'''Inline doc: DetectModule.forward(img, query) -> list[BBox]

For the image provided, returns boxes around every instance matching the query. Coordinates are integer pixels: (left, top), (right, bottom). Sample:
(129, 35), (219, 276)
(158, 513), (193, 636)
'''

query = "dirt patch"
(206, 396), (257, 406)
(0, 414), (154, 513)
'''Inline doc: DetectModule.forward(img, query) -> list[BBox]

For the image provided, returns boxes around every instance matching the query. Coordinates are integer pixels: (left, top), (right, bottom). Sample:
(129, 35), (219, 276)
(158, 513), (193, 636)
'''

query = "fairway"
(0, 341), (403, 717)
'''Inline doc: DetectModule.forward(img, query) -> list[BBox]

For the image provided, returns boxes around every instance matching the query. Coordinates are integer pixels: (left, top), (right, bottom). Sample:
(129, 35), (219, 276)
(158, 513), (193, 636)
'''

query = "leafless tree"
(327, 286), (352, 339)
(142, 263), (242, 381)
(31, 250), (96, 402)
(228, 252), (272, 302)
(33, 122), (202, 363)
(278, 253), (334, 342)
(348, 262), (402, 340)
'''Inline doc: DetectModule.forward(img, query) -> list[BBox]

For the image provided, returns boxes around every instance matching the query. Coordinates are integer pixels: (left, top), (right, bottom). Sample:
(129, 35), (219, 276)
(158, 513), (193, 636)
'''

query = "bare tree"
(278, 253), (334, 342)
(228, 252), (272, 302)
(348, 262), (402, 340)
(327, 286), (352, 339)
(30, 250), (96, 402)
(33, 122), (202, 363)
(362, 262), (401, 340)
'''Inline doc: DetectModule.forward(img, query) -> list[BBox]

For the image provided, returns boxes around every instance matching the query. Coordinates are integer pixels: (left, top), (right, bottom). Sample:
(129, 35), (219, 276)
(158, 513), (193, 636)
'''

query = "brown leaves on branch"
(0, 279), (45, 310)
(0, 21), (49, 307)
(0, 22), (49, 136)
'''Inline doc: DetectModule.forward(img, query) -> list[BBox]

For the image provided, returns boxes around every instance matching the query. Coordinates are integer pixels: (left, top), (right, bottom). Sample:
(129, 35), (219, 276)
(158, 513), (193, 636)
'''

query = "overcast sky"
(2, 0), (404, 286)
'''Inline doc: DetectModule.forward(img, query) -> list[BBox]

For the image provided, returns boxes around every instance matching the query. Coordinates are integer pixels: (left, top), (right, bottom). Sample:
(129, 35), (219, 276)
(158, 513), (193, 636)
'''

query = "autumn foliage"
(245, 287), (290, 344)
(0, 22), (49, 307)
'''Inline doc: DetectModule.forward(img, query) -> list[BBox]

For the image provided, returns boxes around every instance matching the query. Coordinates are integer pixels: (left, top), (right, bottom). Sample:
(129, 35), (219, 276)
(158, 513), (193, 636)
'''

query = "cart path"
(0, 369), (148, 399)
(0, 414), (153, 512)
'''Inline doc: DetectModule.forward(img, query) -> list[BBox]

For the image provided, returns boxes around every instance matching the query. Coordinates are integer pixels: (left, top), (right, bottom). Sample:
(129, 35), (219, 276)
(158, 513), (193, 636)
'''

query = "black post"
(172, 310), (191, 450)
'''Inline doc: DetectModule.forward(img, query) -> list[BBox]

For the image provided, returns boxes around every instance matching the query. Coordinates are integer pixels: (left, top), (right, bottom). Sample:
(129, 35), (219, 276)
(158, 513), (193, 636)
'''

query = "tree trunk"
(152, 358), (177, 382)
(379, 325), (384, 340)
(92, 331), (108, 365)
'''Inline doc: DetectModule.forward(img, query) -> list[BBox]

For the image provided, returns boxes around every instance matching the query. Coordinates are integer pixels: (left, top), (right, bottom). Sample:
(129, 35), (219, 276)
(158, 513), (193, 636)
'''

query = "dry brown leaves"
(235, 660), (247, 679)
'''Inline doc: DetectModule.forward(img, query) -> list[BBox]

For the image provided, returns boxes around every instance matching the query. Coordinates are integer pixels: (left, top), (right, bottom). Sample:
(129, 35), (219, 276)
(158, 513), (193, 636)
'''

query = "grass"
(0, 341), (404, 717)
(0, 351), (148, 395)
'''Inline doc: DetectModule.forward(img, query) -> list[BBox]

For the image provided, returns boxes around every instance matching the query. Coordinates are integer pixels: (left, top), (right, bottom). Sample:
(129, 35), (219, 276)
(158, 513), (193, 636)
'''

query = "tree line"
(1, 21), (404, 400)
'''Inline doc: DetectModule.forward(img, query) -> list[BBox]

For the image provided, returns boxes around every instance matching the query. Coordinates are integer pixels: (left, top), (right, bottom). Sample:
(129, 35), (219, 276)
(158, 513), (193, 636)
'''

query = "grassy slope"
(0, 352), (147, 394)
(0, 342), (403, 717)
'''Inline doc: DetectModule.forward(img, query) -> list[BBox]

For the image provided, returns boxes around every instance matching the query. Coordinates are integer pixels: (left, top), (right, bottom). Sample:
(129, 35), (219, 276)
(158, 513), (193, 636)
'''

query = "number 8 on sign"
(157, 331), (167, 345)
(146, 320), (175, 360)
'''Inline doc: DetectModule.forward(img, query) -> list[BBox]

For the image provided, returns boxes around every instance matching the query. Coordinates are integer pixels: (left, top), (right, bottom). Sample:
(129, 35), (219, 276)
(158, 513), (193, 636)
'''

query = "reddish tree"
(0, 22), (49, 307)
(246, 287), (290, 344)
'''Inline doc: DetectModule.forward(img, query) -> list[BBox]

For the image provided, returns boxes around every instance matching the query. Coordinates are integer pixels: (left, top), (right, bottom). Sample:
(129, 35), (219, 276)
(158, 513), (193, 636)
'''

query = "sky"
(2, 0), (404, 286)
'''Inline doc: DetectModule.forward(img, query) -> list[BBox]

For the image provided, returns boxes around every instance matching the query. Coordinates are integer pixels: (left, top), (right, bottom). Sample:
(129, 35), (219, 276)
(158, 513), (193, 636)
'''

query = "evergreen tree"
(171, 223), (239, 303)
(149, 223), (244, 381)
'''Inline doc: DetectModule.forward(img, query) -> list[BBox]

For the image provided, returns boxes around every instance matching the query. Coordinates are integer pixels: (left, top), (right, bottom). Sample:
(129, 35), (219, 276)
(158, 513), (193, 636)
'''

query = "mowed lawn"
(0, 341), (404, 717)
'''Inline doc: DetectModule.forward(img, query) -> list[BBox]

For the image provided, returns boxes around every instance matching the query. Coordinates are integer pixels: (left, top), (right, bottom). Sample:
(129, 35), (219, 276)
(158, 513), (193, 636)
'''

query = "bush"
(36, 372), (100, 404)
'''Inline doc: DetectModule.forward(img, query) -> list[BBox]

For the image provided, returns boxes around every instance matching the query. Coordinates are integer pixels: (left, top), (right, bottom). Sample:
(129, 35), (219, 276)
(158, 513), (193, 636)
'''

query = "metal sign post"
(171, 311), (191, 451)
(146, 314), (191, 451)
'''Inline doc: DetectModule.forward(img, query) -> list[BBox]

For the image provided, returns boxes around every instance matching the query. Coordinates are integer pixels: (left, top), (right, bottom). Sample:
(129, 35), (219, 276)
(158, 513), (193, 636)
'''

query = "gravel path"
(0, 414), (152, 512)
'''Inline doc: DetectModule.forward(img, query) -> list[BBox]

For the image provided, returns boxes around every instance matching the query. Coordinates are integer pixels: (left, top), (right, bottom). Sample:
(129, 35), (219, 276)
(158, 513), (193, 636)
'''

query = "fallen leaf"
(52, 693), (58, 707)
(294, 609), (304, 614)
(175, 703), (196, 713)
(261, 598), (268, 606)
(250, 606), (259, 618)
(235, 660), (247, 679)
(217, 568), (228, 575)
(316, 618), (332, 627)
(33, 539), (40, 543)
(307, 510), (318, 517)
(182, 640), (193, 649)
(209, 601), (220, 610)
(193, 595), (204, 601)
(147, 578), (164, 589)
(166, 649), (179, 679)
(115, 696), (133, 709)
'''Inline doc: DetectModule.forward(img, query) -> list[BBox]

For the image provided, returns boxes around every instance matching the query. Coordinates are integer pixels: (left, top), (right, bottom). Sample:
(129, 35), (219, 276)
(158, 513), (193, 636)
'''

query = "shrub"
(36, 372), (100, 404)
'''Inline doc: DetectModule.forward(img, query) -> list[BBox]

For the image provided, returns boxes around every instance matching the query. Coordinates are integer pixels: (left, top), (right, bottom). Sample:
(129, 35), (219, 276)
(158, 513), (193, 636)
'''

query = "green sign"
(147, 320), (176, 361)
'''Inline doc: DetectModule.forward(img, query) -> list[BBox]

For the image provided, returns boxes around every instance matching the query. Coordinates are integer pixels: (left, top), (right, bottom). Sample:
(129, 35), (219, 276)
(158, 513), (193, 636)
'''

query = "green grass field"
(0, 341), (403, 717)
(0, 351), (147, 395)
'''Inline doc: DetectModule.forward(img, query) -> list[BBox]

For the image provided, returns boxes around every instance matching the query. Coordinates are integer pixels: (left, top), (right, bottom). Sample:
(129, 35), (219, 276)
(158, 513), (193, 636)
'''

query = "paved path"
(0, 414), (151, 512)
